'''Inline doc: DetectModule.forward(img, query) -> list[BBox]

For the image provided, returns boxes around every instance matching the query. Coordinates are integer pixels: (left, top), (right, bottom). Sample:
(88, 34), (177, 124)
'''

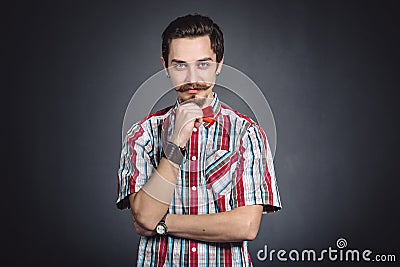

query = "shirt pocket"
(205, 149), (238, 196)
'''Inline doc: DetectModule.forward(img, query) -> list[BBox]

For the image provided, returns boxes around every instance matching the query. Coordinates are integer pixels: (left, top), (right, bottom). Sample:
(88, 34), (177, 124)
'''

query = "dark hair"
(161, 13), (224, 67)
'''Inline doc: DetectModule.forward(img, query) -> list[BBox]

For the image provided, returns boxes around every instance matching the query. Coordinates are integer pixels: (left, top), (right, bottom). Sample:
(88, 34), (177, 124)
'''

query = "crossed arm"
(127, 113), (267, 242)
(164, 204), (263, 242)
(129, 157), (264, 242)
(131, 191), (263, 242)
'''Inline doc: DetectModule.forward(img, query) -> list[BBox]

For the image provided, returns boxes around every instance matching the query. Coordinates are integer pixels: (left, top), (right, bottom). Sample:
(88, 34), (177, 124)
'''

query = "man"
(117, 13), (281, 266)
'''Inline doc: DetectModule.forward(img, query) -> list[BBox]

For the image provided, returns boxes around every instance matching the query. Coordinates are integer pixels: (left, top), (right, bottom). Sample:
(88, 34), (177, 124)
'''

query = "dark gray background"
(5, 0), (399, 266)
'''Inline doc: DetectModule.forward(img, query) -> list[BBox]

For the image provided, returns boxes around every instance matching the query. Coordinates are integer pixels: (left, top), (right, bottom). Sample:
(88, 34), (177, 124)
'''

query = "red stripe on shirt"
(258, 126), (274, 205)
(128, 126), (144, 193)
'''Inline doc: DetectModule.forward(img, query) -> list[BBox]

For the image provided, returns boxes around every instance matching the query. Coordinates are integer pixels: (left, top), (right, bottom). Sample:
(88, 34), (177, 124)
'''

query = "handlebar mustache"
(175, 83), (211, 92)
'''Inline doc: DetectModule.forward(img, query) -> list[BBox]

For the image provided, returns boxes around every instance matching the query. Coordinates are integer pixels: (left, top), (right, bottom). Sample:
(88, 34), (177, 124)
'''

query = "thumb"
(194, 118), (203, 128)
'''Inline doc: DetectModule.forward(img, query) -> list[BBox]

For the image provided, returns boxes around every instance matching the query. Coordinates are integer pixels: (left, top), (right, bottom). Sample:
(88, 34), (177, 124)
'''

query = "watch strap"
(163, 141), (184, 166)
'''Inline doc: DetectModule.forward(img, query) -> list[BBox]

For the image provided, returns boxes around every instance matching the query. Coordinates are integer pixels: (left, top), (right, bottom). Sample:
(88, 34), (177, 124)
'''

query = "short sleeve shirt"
(116, 93), (282, 266)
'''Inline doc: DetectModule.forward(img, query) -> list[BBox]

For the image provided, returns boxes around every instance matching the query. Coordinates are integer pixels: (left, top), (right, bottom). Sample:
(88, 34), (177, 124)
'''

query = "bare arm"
(129, 157), (179, 231)
(164, 205), (263, 242)
(130, 102), (203, 231)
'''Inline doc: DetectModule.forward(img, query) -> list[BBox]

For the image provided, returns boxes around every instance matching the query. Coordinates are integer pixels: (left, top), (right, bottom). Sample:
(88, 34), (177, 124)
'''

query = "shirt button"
(191, 186), (197, 191)
(192, 127), (197, 132)
(191, 247), (197, 252)
(191, 156), (196, 160)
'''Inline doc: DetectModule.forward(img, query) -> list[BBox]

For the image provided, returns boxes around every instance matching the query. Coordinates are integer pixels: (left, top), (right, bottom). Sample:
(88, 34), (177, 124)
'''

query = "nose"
(185, 63), (198, 84)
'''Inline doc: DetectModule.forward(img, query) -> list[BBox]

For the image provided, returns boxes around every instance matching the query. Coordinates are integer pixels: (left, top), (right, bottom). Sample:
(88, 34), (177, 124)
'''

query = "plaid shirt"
(117, 93), (281, 266)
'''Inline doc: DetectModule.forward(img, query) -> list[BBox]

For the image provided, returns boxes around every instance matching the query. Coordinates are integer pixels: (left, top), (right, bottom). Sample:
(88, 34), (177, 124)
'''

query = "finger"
(181, 115), (202, 127)
(195, 116), (204, 127)
(180, 103), (202, 113)
(179, 102), (200, 110)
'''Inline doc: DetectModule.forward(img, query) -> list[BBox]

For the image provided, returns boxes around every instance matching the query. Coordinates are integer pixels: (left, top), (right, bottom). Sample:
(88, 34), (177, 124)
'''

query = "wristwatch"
(155, 219), (168, 235)
(163, 141), (186, 166)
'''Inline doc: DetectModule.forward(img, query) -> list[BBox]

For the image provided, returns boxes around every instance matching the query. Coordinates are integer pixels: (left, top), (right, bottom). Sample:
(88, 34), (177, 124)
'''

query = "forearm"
(165, 205), (263, 242)
(131, 103), (206, 231)
(130, 157), (179, 230)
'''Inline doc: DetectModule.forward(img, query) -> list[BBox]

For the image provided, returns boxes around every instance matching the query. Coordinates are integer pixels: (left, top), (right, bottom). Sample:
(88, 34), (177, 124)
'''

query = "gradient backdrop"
(5, 0), (399, 266)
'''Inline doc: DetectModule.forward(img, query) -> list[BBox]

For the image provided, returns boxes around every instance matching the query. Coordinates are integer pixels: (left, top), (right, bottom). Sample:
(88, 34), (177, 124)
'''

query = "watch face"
(156, 224), (165, 235)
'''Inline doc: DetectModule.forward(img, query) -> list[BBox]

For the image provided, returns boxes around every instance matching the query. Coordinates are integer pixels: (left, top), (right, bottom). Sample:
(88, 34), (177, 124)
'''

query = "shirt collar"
(173, 92), (221, 128)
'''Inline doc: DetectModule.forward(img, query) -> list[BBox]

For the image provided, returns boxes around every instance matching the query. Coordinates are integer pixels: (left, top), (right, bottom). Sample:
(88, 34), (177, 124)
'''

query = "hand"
(171, 102), (203, 147)
(131, 214), (156, 237)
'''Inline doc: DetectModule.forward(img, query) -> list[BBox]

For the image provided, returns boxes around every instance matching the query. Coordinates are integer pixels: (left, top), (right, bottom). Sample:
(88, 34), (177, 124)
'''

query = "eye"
(198, 62), (210, 68)
(174, 63), (187, 70)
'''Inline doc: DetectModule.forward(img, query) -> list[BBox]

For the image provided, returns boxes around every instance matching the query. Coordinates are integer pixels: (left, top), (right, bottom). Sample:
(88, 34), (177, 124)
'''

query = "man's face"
(162, 35), (223, 103)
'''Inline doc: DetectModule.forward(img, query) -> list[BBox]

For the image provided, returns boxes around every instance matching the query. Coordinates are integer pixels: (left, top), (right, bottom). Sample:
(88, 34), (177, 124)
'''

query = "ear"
(216, 55), (224, 75)
(160, 56), (170, 78)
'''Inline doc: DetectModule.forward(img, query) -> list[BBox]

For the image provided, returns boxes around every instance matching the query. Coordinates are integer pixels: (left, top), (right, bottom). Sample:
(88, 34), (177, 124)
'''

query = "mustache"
(175, 82), (211, 92)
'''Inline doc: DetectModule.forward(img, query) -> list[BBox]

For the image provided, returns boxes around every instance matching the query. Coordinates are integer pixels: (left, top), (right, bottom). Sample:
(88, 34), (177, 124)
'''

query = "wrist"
(161, 155), (180, 169)
(155, 213), (169, 236)
(164, 214), (173, 233)
(163, 141), (186, 167)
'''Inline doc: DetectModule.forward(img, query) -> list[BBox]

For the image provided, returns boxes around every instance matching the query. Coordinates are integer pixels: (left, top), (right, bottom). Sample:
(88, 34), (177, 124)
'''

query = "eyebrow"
(171, 57), (213, 64)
